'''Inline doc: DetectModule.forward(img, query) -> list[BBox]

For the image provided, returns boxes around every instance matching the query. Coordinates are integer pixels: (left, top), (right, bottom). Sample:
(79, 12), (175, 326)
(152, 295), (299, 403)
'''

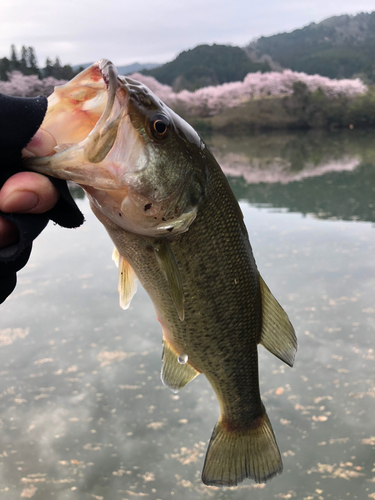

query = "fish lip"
(82, 60), (130, 166)
(25, 59), (130, 189)
(95, 59), (122, 105)
(83, 59), (119, 147)
(96, 59), (117, 87)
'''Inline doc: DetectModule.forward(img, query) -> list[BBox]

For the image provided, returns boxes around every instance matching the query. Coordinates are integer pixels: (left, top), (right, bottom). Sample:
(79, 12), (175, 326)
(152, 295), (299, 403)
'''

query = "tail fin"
(202, 409), (282, 487)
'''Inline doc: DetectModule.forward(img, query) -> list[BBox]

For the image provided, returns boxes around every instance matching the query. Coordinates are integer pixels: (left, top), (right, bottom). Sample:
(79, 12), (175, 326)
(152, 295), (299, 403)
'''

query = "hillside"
(142, 44), (270, 91)
(247, 12), (375, 81)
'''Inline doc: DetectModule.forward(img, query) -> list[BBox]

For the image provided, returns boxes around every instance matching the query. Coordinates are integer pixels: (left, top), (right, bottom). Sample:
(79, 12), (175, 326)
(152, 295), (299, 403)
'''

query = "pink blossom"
(216, 151), (361, 184)
(129, 70), (367, 117)
(0, 71), (67, 97)
(1, 69), (367, 117)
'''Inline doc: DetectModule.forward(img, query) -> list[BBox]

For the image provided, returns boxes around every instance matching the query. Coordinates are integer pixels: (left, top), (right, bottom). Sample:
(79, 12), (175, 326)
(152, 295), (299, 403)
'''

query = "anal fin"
(161, 338), (199, 393)
(112, 246), (137, 310)
(258, 272), (297, 367)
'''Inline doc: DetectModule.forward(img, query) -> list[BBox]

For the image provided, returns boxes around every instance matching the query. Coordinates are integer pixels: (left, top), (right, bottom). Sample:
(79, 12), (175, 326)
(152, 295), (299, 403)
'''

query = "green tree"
(27, 47), (39, 76)
(60, 64), (75, 80)
(346, 87), (375, 127)
(53, 57), (62, 78)
(10, 44), (19, 71)
(44, 57), (53, 77)
(20, 45), (28, 73)
(0, 57), (11, 80)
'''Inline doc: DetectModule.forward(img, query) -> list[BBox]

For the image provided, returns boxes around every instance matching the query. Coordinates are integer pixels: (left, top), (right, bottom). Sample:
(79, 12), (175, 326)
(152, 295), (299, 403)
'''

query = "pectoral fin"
(161, 338), (199, 393)
(112, 247), (137, 310)
(112, 246), (120, 267)
(153, 239), (185, 321)
(258, 273), (297, 367)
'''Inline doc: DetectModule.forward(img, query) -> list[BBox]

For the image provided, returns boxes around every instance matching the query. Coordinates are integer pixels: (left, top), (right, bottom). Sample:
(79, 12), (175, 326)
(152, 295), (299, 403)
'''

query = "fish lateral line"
(153, 238), (185, 321)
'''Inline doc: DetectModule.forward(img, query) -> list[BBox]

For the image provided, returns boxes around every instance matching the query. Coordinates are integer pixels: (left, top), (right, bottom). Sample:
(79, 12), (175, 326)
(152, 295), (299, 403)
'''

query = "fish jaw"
(27, 59), (135, 190)
(41, 61), (108, 145)
(26, 60), (206, 238)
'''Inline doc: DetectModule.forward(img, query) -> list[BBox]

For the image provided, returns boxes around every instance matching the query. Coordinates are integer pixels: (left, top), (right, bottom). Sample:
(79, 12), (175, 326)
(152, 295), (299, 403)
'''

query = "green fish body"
(27, 59), (297, 486)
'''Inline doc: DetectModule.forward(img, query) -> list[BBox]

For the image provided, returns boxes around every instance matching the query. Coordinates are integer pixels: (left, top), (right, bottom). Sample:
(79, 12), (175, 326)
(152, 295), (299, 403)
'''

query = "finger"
(0, 216), (19, 248)
(0, 172), (60, 214)
(22, 129), (57, 158)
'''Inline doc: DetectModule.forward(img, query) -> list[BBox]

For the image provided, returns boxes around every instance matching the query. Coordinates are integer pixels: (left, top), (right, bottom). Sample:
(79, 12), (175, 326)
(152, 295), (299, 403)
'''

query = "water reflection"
(208, 129), (375, 223)
(0, 130), (374, 499)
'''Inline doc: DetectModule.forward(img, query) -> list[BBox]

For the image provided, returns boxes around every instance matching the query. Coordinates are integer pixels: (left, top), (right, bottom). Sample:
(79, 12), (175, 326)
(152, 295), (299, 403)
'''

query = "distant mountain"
(72, 62), (160, 74)
(72, 63), (92, 71)
(142, 44), (270, 91)
(247, 12), (375, 81)
(117, 62), (160, 75)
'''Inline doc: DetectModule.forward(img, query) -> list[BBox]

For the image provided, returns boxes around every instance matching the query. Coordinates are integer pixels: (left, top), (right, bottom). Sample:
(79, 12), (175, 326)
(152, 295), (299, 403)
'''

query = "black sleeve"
(0, 93), (85, 304)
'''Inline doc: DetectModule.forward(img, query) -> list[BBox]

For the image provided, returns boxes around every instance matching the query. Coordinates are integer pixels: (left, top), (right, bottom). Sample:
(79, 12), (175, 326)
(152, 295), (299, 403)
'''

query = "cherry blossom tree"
(0, 68), (367, 119)
(0, 71), (67, 97)
(130, 70), (367, 117)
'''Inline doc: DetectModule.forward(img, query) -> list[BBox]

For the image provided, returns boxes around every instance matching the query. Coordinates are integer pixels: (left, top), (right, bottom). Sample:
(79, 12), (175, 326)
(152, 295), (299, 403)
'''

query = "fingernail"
(1, 191), (40, 213)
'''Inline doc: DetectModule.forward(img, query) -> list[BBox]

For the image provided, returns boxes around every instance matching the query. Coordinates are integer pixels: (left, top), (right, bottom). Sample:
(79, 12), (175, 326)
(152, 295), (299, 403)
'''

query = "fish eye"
(150, 114), (170, 140)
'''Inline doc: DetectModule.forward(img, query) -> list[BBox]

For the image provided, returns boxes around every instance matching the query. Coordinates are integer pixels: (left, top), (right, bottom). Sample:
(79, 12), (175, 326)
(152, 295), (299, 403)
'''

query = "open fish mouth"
(26, 60), (205, 238)
(28, 59), (133, 190)
(45, 59), (120, 149)
(81, 59), (126, 164)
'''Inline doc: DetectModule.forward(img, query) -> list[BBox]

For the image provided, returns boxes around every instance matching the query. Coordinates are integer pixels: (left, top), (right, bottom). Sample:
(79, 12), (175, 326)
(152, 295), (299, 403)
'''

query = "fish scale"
(27, 59), (297, 487)
(93, 146), (267, 450)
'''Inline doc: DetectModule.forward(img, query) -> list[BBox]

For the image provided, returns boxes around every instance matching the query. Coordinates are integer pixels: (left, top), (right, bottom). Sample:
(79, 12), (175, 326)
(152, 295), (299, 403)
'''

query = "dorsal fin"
(153, 239), (185, 321)
(112, 246), (137, 310)
(161, 337), (199, 393)
(258, 273), (297, 367)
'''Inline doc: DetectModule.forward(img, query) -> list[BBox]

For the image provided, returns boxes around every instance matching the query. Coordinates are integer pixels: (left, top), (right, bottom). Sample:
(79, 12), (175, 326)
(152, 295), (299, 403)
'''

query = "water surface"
(0, 129), (374, 499)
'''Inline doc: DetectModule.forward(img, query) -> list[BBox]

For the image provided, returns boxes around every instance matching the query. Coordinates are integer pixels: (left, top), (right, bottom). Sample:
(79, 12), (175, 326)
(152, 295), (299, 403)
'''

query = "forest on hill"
(142, 44), (270, 91)
(248, 11), (375, 82)
(142, 12), (375, 89)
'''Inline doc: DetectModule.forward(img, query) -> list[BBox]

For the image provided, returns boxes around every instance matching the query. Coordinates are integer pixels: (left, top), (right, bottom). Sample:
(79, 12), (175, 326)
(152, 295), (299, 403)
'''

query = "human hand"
(0, 129), (59, 248)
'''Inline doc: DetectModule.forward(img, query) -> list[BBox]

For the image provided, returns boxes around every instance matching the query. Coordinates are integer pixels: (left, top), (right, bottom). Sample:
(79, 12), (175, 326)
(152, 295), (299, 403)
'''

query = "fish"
(26, 59), (297, 487)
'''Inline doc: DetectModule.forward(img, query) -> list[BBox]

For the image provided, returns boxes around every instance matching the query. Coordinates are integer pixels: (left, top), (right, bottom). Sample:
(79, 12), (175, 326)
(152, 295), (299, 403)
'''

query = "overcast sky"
(2, 0), (375, 68)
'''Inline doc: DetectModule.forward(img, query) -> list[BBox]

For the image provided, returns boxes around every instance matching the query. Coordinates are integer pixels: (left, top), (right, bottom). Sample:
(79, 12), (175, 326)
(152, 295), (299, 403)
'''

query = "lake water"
(1, 129), (374, 499)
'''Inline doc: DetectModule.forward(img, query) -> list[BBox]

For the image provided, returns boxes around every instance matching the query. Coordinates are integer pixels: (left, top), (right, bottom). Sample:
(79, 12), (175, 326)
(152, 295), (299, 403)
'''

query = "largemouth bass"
(27, 60), (297, 486)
